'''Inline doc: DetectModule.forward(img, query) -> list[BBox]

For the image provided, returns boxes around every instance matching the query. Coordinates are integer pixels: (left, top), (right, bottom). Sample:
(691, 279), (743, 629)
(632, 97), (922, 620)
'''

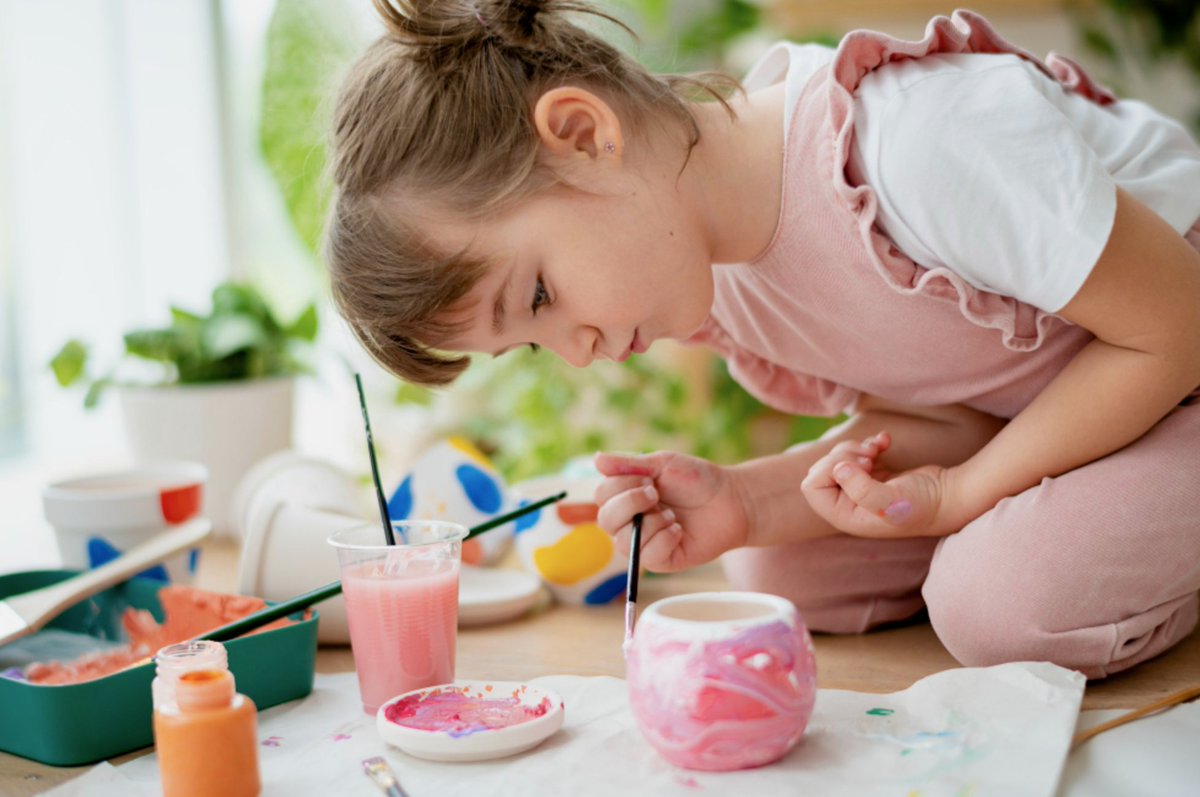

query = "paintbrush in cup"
(623, 513), (644, 656)
(355, 373), (396, 546)
(463, 491), (567, 541)
(194, 496), (568, 643)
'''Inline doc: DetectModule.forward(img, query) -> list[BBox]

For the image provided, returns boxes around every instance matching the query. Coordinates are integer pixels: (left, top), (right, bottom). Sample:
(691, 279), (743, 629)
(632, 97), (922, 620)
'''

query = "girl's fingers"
(613, 508), (674, 558)
(596, 482), (661, 535)
(594, 451), (667, 479)
(594, 475), (652, 507)
(832, 461), (907, 520)
(638, 518), (683, 571)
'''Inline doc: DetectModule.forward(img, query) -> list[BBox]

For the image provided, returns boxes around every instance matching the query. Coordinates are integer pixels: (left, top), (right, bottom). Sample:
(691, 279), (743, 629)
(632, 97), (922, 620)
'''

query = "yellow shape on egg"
(532, 523), (613, 586)
(448, 436), (496, 471)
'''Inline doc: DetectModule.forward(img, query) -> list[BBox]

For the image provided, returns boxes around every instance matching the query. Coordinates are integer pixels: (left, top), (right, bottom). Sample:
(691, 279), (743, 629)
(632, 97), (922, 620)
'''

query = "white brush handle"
(6, 518), (211, 634)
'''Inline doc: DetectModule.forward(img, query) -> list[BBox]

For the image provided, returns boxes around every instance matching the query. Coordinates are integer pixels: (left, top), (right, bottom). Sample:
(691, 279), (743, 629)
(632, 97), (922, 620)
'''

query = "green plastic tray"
(0, 570), (318, 767)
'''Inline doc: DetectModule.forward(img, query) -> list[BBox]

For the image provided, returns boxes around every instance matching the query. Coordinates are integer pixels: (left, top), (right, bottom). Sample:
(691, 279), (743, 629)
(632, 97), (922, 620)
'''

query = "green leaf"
(170, 306), (205, 328)
(394, 381), (435, 407)
(49, 340), (88, 387)
(285, 304), (319, 342)
(1080, 25), (1120, 62)
(260, 0), (358, 255)
(212, 282), (274, 325)
(83, 376), (111, 409)
(202, 314), (269, 360)
(124, 328), (190, 363)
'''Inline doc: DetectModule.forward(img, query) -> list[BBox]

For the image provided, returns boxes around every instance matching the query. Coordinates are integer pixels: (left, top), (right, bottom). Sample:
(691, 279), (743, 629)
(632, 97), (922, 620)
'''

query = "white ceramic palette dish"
(458, 565), (542, 626)
(376, 680), (564, 762)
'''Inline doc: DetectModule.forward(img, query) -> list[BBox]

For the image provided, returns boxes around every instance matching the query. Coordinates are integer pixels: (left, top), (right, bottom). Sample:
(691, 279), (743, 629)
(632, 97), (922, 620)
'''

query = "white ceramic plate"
(377, 681), (564, 762)
(458, 565), (542, 626)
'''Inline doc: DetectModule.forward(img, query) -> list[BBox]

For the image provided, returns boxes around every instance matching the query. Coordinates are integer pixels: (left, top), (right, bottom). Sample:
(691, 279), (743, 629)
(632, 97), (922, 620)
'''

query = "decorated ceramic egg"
(388, 437), (515, 566)
(511, 476), (627, 606)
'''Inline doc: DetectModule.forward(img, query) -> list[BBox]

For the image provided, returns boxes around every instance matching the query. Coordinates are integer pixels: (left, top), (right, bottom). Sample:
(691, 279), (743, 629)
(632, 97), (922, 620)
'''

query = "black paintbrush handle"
(627, 513), (643, 603)
(355, 373), (396, 546)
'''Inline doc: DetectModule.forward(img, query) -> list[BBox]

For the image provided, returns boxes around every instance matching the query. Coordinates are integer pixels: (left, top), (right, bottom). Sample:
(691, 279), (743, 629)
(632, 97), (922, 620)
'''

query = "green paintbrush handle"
(197, 580), (344, 643)
(196, 492), (567, 642)
(463, 491), (567, 541)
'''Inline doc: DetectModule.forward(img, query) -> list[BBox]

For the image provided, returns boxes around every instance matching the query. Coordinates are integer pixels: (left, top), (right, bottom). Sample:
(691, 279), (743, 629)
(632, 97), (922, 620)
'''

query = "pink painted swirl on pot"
(626, 594), (817, 771)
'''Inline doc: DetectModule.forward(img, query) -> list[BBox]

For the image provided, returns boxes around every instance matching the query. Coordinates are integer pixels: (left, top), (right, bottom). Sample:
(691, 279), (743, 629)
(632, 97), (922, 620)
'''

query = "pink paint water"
(627, 615), (816, 771)
(341, 560), (459, 714)
(382, 684), (554, 737)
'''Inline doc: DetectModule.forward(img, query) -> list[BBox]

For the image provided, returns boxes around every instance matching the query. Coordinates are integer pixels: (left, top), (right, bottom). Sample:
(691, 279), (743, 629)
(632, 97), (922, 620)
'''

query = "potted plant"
(50, 281), (318, 539)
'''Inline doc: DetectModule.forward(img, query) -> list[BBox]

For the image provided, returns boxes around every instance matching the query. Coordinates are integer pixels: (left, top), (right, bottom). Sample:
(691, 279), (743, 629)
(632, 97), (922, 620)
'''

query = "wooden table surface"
(3, 538), (1198, 795)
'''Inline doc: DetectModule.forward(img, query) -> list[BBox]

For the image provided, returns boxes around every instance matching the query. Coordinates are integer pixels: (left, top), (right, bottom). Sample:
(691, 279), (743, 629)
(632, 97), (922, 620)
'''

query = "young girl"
(327, 1), (1200, 679)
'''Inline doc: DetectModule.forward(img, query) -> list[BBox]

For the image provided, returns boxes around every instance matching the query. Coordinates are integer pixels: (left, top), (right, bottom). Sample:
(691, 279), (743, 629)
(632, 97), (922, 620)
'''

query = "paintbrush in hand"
(622, 513), (644, 656)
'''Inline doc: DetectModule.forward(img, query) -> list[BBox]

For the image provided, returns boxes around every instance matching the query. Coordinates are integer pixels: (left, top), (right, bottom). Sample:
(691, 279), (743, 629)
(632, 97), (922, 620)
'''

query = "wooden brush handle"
(1072, 685), (1200, 748)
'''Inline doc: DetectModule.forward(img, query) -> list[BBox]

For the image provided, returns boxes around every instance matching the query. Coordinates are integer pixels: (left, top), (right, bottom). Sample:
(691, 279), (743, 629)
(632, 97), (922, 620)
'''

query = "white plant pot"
(118, 377), (295, 540)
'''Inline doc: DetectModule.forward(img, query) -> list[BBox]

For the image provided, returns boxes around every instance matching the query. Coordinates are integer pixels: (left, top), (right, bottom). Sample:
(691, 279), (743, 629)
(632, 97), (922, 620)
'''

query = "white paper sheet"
(42, 662), (1085, 797)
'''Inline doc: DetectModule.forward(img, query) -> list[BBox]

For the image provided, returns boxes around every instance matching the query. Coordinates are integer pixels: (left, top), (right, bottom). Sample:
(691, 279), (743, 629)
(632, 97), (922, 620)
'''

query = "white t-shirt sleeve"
(853, 57), (1118, 313)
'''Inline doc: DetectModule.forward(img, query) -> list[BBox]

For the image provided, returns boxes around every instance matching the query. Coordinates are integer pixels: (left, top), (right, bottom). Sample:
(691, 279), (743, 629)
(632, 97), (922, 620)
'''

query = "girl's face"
(433, 175), (715, 367)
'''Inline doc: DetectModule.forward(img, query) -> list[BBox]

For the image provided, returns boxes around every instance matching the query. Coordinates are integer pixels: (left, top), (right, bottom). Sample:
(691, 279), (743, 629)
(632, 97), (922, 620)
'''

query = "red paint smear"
(556, 503), (598, 525)
(25, 585), (293, 685)
(384, 687), (552, 736)
(160, 483), (202, 524)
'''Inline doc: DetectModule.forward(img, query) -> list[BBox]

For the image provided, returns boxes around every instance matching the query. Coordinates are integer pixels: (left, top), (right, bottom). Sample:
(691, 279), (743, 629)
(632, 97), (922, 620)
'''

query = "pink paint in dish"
(626, 591), (817, 771)
(376, 681), (566, 762)
(383, 684), (552, 737)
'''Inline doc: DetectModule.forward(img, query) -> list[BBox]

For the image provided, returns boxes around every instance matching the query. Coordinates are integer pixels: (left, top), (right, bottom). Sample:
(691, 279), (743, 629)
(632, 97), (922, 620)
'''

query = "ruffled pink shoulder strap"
(828, 10), (1115, 352)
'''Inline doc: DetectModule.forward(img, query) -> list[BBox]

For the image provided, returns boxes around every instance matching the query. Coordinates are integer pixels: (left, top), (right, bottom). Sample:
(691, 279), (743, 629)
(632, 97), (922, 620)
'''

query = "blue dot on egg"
(584, 573), (627, 605)
(455, 464), (502, 514)
(87, 537), (169, 582)
(513, 499), (540, 534)
(389, 475), (414, 520)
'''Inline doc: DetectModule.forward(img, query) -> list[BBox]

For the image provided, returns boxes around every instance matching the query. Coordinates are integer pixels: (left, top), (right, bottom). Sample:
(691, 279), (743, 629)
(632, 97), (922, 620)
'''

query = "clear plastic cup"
(328, 521), (468, 715)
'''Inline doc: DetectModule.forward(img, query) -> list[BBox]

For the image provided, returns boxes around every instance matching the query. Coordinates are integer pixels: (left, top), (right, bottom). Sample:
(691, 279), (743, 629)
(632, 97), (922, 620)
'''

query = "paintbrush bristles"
(355, 374), (396, 546)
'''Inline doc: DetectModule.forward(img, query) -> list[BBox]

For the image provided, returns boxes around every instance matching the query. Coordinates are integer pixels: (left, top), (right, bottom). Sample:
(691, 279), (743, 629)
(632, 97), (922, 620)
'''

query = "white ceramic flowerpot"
(626, 591), (818, 771)
(118, 377), (294, 540)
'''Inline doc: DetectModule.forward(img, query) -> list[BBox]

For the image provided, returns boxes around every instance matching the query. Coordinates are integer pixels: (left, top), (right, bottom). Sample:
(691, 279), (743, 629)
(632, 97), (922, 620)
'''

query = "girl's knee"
(923, 542), (1137, 674)
(721, 539), (931, 634)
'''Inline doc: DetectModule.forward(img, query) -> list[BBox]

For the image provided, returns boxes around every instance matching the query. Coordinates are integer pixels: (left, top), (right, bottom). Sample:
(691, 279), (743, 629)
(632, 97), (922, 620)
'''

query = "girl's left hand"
(800, 431), (968, 538)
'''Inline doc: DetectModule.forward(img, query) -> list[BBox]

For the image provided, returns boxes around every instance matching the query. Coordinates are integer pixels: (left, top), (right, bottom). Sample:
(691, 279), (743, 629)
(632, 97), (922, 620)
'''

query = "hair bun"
(483, 0), (545, 41)
(371, 0), (563, 51)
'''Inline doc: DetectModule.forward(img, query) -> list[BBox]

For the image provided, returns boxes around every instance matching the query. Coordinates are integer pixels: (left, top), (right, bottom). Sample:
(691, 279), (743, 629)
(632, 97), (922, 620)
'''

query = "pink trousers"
(721, 397), (1200, 679)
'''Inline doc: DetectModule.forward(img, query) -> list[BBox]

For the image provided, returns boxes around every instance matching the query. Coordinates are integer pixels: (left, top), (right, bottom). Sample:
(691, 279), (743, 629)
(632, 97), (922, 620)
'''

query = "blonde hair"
(327, 0), (736, 386)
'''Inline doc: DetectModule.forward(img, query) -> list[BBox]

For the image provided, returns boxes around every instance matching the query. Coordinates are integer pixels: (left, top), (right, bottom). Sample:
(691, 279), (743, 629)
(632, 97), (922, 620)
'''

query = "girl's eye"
(530, 276), (551, 316)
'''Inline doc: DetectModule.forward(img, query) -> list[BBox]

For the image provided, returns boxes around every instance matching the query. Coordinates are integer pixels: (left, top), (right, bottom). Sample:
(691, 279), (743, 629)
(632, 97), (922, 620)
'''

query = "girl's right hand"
(593, 451), (750, 573)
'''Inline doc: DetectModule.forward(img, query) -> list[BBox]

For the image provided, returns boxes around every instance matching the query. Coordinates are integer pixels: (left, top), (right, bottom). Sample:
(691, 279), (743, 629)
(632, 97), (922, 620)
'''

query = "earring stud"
(604, 141), (616, 154)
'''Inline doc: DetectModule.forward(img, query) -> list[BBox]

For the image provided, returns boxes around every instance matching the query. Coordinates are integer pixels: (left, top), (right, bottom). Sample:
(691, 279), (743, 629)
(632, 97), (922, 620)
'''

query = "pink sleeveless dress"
(699, 11), (1200, 678)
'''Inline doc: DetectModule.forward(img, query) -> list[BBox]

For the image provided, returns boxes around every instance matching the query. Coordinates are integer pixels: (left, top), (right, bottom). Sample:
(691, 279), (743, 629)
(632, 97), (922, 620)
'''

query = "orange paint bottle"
(153, 641), (261, 797)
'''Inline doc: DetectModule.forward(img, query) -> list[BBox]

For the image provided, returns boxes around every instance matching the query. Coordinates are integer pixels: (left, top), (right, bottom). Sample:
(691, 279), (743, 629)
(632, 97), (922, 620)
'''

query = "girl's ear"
(533, 87), (623, 161)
